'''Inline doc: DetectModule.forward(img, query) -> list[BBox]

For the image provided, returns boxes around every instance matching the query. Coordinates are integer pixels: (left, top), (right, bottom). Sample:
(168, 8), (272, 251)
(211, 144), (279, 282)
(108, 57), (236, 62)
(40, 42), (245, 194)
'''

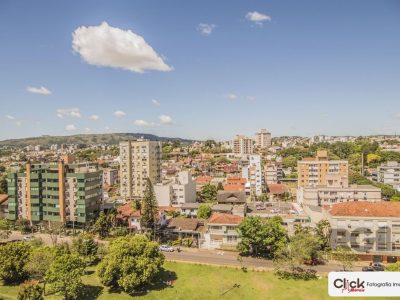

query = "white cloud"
(72, 22), (172, 73)
(26, 86), (52, 95)
(245, 11), (271, 26)
(84, 127), (91, 132)
(225, 93), (238, 100)
(5, 115), (15, 120)
(197, 23), (216, 36)
(113, 110), (126, 118)
(15, 121), (22, 126)
(89, 115), (100, 120)
(56, 108), (81, 118)
(151, 99), (160, 106)
(65, 124), (77, 131)
(134, 120), (157, 127)
(104, 126), (110, 131)
(159, 115), (173, 125)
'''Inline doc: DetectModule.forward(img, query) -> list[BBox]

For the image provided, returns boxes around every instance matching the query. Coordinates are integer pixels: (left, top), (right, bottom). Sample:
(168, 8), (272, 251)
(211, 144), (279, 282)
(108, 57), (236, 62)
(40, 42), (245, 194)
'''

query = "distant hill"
(0, 133), (194, 147)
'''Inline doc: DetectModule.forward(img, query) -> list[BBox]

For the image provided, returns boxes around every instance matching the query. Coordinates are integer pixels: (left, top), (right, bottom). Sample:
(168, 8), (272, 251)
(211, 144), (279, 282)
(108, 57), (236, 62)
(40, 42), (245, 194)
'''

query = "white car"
(159, 245), (174, 252)
(23, 236), (33, 241)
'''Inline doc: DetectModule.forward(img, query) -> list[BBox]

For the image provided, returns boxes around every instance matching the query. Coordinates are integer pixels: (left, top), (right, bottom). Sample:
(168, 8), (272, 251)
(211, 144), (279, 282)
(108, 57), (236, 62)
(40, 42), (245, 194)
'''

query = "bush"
(275, 267), (318, 280)
(385, 262), (400, 271)
(17, 280), (44, 300)
(0, 242), (32, 284)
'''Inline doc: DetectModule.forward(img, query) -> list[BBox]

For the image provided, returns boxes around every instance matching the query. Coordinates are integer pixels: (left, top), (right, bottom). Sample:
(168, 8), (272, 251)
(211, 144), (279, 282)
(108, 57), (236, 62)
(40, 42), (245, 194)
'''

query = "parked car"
(159, 245), (174, 252)
(23, 236), (33, 242)
(362, 263), (385, 272)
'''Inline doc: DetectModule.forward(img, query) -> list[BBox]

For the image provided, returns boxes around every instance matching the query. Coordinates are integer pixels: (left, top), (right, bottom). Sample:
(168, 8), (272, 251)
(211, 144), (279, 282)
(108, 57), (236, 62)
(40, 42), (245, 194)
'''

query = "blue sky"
(0, 0), (399, 141)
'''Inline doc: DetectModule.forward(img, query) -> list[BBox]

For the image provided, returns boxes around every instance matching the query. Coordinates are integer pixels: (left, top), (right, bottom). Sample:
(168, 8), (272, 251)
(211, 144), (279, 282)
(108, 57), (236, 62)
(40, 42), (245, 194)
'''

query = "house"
(224, 176), (246, 192)
(116, 202), (142, 231)
(166, 218), (202, 247)
(203, 213), (243, 249)
(323, 202), (400, 256)
(154, 171), (196, 206)
(180, 202), (201, 218)
(217, 191), (246, 205)
(211, 204), (233, 214)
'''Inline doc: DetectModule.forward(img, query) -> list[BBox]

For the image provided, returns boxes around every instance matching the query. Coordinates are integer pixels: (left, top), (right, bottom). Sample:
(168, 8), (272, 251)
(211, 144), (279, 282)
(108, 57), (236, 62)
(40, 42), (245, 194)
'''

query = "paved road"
(5, 231), (363, 273)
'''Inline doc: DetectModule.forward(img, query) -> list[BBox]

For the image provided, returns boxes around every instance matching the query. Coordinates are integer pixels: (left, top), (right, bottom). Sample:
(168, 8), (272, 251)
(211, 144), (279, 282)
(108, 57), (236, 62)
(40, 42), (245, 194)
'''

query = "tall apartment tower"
(242, 155), (263, 196)
(232, 135), (254, 156)
(297, 150), (349, 188)
(120, 139), (162, 199)
(255, 129), (272, 149)
(7, 161), (102, 225)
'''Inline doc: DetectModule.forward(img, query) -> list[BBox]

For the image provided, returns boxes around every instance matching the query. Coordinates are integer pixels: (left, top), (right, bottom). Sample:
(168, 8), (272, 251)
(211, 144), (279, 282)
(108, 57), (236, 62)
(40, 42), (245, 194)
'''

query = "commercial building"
(7, 161), (102, 225)
(374, 161), (400, 191)
(255, 129), (272, 149)
(297, 184), (382, 206)
(242, 155), (263, 196)
(154, 171), (196, 206)
(119, 139), (162, 199)
(297, 150), (349, 188)
(323, 202), (400, 253)
(232, 135), (253, 156)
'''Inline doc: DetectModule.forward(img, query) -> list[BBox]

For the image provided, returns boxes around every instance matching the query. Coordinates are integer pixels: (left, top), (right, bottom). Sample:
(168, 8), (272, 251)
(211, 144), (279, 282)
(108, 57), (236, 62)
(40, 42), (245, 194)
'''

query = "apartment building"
(374, 161), (400, 191)
(7, 161), (102, 225)
(324, 202), (400, 253)
(154, 171), (196, 206)
(202, 213), (243, 249)
(255, 129), (272, 149)
(119, 140), (162, 199)
(297, 184), (382, 206)
(232, 135), (253, 156)
(297, 150), (349, 188)
(242, 155), (263, 196)
(102, 168), (119, 186)
(264, 162), (283, 184)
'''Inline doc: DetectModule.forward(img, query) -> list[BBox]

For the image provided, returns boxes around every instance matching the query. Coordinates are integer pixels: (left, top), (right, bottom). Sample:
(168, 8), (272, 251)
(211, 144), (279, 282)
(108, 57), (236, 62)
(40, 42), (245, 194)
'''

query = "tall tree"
(197, 204), (212, 219)
(331, 246), (358, 271)
(97, 235), (164, 294)
(200, 184), (217, 203)
(314, 219), (331, 251)
(0, 242), (31, 284)
(92, 212), (111, 239)
(141, 178), (158, 229)
(45, 254), (85, 300)
(71, 234), (98, 265)
(237, 216), (288, 258)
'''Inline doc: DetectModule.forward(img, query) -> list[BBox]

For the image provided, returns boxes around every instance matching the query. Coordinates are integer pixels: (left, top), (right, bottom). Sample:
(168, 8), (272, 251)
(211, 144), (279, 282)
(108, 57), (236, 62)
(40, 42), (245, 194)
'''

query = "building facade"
(119, 140), (162, 199)
(232, 135), (253, 156)
(154, 171), (196, 206)
(374, 161), (400, 191)
(298, 150), (349, 188)
(242, 155), (263, 196)
(7, 162), (102, 225)
(324, 202), (400, 253)
(102, 168), (119, 186)
(264, 162), (283, 184)
(255, 129), (272, 149)
(297, 184), (382, 206)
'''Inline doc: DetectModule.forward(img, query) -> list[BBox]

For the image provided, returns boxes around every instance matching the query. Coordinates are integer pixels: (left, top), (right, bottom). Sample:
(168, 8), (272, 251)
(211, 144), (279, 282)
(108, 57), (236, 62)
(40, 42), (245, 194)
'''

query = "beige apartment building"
(297, 184), (382, 206)
(120, 140), (162, 199)
(255, 129), (272, 149)
(232, 135), (253, 155)
(297, 150), (349, 188)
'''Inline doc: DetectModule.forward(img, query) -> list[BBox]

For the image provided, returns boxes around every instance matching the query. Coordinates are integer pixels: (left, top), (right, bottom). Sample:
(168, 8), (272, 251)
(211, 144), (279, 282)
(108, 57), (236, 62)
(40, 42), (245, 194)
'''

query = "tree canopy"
(0, 242), (31, 284)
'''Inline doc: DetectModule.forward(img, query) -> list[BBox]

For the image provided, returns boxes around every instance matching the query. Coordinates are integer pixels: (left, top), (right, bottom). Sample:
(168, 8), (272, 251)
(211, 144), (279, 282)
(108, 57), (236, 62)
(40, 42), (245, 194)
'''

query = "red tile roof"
(167, 218), (199, 231)
(208, 213), (243, 225)
(268, 184), (289, 195)
(326, 202), (400, 218)
(223, 184), (245, 192)
(117, 202), (141, 219)
(196, 176), (213, 184)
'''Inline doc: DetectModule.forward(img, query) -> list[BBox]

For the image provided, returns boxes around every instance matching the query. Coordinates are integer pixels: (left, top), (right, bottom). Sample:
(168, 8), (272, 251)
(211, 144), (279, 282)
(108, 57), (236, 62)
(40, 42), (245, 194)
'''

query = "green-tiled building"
(7, 161), (102, 225)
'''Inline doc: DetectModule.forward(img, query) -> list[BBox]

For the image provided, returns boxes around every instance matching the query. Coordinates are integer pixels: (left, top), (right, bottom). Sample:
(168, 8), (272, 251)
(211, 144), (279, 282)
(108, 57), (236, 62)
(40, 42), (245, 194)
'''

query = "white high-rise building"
(242, 155), (263, 196)
(154, 171), (196, 206)
(255, 129), (272, 149)
(232, 135), (253, 155)
(120, 140), (162, 199)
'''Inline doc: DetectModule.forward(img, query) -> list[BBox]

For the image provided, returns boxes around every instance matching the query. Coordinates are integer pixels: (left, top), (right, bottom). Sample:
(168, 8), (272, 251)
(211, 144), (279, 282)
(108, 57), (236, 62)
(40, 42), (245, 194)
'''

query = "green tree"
(141, 178), (158, 229)
(217, 182), (224, 191)
(97, 235), (164, 294)
(200, 184), (217, 203)
(45, 254), (85, 300)
(0, 242), (31, 284)
(331, 246), (358, 271)
(25, 246), (54, 281)
(237, 216), (288, 258)
(0, 176), (7, 194)
(282, 155), (297, 168)
(197, 204), (212, 219)
(314, 219), (331, 251)
(0, 218), (11, 240)
(17, 280), (44, 300)
(92, 212), (111, 239)
(71, 234), (98, 265)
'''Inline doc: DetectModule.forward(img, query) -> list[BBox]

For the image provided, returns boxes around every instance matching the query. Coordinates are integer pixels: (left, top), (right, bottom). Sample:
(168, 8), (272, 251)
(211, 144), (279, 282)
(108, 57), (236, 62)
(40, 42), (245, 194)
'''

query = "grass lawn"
(0, 262), (388, 300)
